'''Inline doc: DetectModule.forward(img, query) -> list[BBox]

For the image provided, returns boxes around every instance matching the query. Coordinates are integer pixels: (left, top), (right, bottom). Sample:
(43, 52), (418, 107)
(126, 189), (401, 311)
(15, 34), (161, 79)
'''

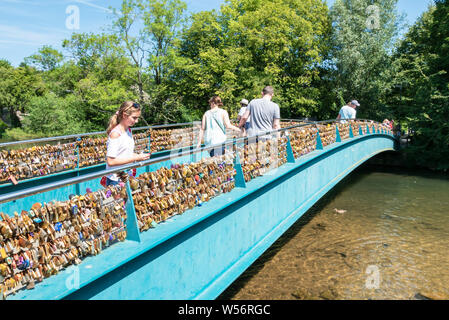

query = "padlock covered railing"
(0, 122), (202, 186)
(0, 119), (393, 299)
(0, 119), (310, 186)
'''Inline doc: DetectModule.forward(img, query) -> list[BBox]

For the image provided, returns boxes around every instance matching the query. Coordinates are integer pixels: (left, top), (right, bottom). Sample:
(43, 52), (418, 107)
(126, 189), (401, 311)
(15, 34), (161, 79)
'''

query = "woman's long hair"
(106, 101), (140, 135)
(209, 96), (223, 107)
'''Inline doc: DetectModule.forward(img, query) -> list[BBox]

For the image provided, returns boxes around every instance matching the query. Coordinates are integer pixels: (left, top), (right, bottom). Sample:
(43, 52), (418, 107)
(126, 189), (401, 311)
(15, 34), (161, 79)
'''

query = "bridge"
(0, 120), (396, 300)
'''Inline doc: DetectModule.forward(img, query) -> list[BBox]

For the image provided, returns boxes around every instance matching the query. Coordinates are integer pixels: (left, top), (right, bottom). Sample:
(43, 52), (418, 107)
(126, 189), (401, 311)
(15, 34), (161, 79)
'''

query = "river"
(219, 165), (449, 300)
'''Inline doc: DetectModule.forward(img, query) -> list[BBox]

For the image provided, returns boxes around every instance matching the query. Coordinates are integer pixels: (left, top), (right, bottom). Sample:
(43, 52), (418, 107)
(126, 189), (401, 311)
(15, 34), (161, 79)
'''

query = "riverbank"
(367, 149), (449, 175)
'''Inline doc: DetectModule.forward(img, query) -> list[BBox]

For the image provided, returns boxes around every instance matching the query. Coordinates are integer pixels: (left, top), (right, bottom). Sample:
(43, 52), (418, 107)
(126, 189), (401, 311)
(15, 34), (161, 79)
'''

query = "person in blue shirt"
(337, 100), (360, 122)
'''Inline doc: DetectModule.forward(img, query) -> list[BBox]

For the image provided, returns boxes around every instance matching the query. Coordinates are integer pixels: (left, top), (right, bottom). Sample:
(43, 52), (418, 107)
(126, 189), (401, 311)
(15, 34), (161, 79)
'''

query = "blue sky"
(0, 0), (434, 67)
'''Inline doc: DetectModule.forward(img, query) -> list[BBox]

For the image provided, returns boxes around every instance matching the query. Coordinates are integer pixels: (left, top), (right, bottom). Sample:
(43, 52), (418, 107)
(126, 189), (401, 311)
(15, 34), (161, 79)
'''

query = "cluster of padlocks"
(77, 132), (151, 168)
(0, 186), (127, 298)
(0, 127), (195, 185)
(131, 154), (236, 232)
(0, 144), (78, 183)
(131, 131), (151, 155)
(337, 123), (351, 141)
(77, 137), (107, 168)
(351, 122), (360, 137)
(149, 127), (198, 153)
(288, 126), (318, 159)
(317, 123), (337, 148)
(0, 153), (239, 298)
(237, 136), (288, 183)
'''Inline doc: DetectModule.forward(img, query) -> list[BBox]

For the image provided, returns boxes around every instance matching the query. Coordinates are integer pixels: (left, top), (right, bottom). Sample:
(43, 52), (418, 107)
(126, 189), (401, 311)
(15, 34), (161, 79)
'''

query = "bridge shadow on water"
(217, 165), (370, 300)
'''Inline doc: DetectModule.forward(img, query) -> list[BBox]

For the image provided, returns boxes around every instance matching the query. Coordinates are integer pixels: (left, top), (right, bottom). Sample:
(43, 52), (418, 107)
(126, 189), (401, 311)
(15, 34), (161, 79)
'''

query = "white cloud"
(0, 24), (67, 46)
(72, 0), (113, 14)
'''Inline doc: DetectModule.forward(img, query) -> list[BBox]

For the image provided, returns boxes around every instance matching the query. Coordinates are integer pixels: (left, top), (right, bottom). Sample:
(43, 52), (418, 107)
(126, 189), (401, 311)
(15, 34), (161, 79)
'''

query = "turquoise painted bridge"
(0, 120), (396, 300)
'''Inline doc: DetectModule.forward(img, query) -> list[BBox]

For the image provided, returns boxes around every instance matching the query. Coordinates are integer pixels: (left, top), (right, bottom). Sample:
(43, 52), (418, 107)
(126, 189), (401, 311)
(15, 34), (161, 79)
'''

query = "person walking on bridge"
(238, 86), (281, 139)
(105, 101), (150, 186)
(197, 96), (242, 157)
(337, 100), (360, 122)
(237, 98), (250, 135)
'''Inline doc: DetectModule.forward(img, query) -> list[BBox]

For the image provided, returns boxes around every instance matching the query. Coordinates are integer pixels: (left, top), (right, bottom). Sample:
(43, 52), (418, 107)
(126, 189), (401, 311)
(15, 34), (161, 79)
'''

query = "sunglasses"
(133, 103), (141, 109)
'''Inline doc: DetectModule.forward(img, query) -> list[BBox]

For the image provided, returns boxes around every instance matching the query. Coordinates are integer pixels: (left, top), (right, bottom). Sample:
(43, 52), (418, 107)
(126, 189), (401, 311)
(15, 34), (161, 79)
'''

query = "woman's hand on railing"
(134, 153), (151, 162)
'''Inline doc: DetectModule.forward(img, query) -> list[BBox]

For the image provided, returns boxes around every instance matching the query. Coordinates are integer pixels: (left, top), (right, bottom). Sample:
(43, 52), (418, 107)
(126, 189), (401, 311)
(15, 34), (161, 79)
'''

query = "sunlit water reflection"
(219, 167), (449, 300)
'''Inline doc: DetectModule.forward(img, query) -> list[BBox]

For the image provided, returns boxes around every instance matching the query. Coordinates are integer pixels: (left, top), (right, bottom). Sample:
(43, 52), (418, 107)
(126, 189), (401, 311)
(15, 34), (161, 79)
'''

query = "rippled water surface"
(219, 167), (449, 300)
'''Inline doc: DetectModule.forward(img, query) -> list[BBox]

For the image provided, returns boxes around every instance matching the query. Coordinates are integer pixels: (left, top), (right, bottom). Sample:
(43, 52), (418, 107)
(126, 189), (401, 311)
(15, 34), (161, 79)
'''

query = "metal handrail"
(0, 122), (197, 148)
(0, 121), (313, 204)
(308, 119), (380, 125)
(0, 119), (311, 148)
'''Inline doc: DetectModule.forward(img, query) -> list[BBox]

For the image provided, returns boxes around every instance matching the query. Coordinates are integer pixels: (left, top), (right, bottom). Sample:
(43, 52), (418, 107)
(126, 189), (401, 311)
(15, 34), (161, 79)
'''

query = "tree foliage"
(329, 0), (404, 120)
(175, 0), (331, 118)
(1, 0), (447, 171)
(389, 0), (449, 170)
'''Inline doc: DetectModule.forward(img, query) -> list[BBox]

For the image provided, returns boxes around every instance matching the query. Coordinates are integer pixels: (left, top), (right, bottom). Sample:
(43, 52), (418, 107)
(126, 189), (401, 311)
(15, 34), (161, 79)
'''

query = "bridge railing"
(0, 119), (311, 187)
(0, 118), (393, 299)
(0, 122), (201, 186)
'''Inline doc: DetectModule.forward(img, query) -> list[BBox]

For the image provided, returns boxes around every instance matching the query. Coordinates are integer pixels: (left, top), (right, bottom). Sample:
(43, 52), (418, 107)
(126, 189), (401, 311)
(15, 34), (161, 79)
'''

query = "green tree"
(0, 63), (45, 127)
(110, 0), (187, 122)
(329, 0), (404, 120)
(22, 92), (88, 135)
(175, 0), (331, 118)
(390, 0), (449, 170)
(62, 32), (138, 129)
(23, 45), (64, 71)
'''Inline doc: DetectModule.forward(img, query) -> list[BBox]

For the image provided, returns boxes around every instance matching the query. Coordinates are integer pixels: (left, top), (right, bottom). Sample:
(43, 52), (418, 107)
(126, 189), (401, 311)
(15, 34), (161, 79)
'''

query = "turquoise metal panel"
(233, 152), (246, 189)
(285, 136), (295, 163)
(6, 133), (395, 300)
(125, 180), (141, 242)
(316, 129), (323, 150)
(336, 126), (342, 143)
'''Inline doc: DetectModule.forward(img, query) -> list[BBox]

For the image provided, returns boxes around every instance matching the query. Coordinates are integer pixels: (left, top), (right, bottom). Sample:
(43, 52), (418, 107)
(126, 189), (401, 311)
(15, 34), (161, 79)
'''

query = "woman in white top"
(196, 96), (241, 157)
(105, 101), (150, 186)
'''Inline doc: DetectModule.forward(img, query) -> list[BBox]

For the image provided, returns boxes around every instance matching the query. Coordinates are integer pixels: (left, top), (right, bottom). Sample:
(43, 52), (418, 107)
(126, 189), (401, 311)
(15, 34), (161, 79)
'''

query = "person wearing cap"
(237, 99), (250, 133)
(337, 100), (360, 122)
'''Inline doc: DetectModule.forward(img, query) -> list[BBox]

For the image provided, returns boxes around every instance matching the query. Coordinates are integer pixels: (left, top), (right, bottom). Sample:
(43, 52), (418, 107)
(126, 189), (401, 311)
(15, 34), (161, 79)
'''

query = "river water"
(219, 166), (449, 300)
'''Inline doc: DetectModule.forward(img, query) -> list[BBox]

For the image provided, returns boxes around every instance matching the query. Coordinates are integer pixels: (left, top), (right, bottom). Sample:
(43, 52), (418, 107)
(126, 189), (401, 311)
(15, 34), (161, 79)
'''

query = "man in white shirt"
(337, 100), (360, 122)
(237, 99), (250, 131)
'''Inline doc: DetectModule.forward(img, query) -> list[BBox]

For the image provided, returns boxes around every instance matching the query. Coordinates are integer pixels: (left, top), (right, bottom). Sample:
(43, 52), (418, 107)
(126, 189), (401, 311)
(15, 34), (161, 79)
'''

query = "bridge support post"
(190, 145), (195, 164)
(349, 125), (354, 138)
(146, 131), (151, 173)
(124, 180), (141, 242)
(366, 124), (371, 135)
(233, 143), (246, 188)
(285, 133), (295, 163)
(336, 125), (342, 143)
(359, 125), (363, 136)
(316, 129), (324, 150)
(75, 144), (81, 195)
